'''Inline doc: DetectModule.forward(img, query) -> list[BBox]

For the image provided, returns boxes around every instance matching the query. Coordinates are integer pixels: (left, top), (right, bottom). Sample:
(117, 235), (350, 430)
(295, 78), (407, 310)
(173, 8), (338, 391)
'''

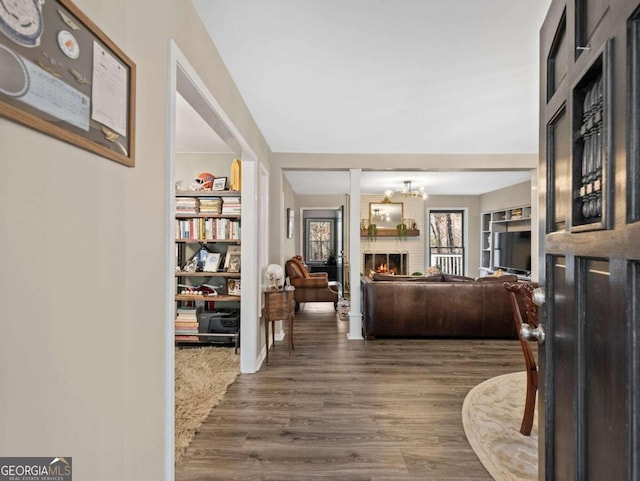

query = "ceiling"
(284, 170), (531, 196)
(179, 1), (550, 194)
(175, 92), (232, 153)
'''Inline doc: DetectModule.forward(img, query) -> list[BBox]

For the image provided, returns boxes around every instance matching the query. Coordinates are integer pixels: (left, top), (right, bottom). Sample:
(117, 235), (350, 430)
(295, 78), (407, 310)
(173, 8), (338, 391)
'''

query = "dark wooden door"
(539, 1), (640, 480)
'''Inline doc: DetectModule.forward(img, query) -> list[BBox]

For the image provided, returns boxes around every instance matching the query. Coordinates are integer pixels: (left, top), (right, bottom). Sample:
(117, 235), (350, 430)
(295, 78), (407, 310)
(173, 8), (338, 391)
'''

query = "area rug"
(174, 347), (239, 464)
(462, 371), (538, 481)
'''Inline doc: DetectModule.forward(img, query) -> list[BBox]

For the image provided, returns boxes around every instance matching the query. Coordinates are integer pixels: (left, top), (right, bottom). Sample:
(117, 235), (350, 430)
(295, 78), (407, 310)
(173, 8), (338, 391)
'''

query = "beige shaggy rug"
(462, 371), (538, 481)
(174, 347), (239, 464)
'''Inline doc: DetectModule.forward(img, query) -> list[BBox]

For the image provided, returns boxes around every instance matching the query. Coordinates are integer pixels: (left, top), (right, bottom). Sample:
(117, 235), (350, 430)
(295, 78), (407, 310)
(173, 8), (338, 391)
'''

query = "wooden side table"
(262, 288), (295, 363)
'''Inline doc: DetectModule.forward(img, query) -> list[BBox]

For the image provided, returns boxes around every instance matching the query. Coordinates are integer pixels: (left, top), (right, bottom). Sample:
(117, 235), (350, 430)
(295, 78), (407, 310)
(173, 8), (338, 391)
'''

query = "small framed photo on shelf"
(203, 252), (221, 272)
(227, 279), (241, 296)
(213, 177), (227, 191)
(182, 257), (198, 272)
(224, 246), (241, 273)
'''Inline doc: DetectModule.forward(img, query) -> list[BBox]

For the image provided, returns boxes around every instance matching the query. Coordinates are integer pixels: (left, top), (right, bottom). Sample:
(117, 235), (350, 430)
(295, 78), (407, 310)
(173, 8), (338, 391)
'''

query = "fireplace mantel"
(359, 229), (420, 237)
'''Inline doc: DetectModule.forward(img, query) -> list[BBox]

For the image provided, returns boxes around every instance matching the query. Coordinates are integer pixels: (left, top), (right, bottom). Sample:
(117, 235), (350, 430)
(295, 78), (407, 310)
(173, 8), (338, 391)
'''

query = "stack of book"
(221, 196), (241, 215)
(174, 306), (202, 341)
(176, 197), (199, 215)
(199, 197), (222, 215)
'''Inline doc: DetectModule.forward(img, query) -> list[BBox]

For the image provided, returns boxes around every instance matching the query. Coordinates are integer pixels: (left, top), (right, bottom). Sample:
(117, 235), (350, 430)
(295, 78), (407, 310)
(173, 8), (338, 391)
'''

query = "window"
(429, 210), (465, 275)
(305, 219), (334, 263)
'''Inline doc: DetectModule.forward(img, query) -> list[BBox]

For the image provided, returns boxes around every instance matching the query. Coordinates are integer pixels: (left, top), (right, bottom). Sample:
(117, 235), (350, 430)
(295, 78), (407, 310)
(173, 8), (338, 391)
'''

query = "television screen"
(493, 231), (531, 273)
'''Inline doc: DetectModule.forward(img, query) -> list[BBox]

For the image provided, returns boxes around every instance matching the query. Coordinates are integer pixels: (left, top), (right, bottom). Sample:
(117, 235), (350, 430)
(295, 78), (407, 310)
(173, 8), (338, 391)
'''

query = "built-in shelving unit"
(174, 190), (241, 346)
(479, 204), (531, 278)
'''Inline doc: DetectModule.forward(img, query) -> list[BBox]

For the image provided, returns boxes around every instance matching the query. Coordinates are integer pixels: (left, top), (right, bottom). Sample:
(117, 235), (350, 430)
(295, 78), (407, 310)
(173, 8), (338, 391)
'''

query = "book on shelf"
(176, 218), (241, 240)
(221, 196), (241, 215)
(176, 306), (202, 320)
(174, 321), (199, 328)
(176, 197), (199, 215)
(198, 197), (222, 215)
(174, 335), (199, 341)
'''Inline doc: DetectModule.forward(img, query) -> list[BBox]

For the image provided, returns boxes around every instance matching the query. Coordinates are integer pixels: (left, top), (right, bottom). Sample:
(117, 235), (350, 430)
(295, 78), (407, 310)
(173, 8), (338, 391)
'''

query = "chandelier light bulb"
(387, 180), (427, 200)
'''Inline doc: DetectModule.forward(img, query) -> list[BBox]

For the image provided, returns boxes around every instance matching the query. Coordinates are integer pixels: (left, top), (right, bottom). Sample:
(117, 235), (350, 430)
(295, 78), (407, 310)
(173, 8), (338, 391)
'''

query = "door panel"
(549, 256), (575, 481)
(576, 0), (609, 52)
(541, 1), (640, 480)
(581, 259), (627, 481)
(547, 107), (570, 232)
(548, 11), (569, 99)
(628, 9), (640, 221)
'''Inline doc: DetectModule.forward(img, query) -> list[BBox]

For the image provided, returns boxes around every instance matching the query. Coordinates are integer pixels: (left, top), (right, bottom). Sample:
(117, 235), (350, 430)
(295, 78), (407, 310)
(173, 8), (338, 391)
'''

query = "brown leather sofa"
(361, 274), (519, 339)
(285, 257), (339, 311)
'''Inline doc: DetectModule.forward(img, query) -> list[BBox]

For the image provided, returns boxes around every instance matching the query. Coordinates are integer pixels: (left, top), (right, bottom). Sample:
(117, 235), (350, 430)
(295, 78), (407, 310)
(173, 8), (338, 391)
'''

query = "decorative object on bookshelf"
(182, 245), (213, 272)
(203, 252), (221, 272)
(182, 257), (198, 272)
(224, 246), (241, 273)
(212, 177), (227, 191)
(190, 172), (215, 191)
(178, 284), (218, 296)
(230, 158), (241, 191)
(227, 279), (241, 296)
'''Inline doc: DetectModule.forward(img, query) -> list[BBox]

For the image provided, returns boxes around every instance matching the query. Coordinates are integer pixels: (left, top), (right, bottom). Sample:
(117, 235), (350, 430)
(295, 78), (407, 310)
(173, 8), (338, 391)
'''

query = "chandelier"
(385, 180), (427, 200)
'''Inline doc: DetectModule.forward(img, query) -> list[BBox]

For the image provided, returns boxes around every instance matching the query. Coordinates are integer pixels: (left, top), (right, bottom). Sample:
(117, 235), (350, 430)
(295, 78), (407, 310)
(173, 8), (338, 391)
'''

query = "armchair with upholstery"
(284, 257), (339, 311)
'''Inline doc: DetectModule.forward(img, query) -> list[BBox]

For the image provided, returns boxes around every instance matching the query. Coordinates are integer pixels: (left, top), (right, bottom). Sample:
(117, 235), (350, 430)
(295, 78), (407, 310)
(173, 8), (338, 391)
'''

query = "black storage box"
(197, 309), (239, 344)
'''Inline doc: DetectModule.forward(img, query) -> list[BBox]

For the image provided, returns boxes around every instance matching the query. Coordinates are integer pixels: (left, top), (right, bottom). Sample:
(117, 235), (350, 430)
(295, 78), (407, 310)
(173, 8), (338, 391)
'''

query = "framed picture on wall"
(287, 208), (294, 239)
(0, 0), (136, 167)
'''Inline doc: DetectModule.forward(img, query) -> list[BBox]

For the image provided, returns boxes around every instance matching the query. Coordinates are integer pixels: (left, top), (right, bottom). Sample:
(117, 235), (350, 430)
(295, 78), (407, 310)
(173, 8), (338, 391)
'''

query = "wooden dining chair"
(504, 281), (539, 436)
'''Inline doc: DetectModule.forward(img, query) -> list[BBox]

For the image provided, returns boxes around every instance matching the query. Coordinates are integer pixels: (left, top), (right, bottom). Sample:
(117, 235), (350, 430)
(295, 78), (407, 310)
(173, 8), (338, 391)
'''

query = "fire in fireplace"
(364, 253), (408, 275)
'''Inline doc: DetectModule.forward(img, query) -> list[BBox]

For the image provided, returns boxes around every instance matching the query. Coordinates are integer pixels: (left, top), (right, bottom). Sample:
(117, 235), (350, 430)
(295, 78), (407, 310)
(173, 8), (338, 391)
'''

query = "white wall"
(282, 176), (297, 261)
(480, 181), (532, 211)
(175, 153), (235, 188)
(0, 0), (269, 479)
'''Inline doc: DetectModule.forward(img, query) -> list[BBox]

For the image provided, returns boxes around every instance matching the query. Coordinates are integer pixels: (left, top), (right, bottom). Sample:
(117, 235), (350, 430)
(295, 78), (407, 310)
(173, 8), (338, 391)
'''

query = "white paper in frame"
(203, 252), (221, 272)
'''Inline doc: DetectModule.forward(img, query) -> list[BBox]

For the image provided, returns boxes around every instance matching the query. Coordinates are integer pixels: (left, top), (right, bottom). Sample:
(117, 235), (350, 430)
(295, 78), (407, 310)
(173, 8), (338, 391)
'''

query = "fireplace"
(363, 252), (408, 275)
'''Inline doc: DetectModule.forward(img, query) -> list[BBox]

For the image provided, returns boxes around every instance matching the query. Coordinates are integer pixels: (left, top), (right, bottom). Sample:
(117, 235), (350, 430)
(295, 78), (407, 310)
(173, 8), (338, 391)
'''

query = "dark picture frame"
(0, 0), (136, 167)
(212, 177), (227, 191)
(287, 208), (294, 239)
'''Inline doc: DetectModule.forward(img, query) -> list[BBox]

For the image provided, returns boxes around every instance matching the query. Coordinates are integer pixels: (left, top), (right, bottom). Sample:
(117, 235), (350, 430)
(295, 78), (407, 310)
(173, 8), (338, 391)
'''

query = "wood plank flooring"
(176, 303), (525, 481)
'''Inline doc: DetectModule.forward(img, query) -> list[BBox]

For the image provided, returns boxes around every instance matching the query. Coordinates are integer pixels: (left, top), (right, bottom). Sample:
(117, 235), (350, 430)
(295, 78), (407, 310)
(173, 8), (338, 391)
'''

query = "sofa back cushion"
(475, 274), (519, 283)
(442, 274), (475, 282)
(372, 273), (444, 282)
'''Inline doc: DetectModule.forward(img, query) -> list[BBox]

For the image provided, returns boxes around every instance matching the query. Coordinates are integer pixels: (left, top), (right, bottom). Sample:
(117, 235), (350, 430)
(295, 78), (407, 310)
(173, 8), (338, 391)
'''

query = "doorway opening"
(302, 208), (344, 292)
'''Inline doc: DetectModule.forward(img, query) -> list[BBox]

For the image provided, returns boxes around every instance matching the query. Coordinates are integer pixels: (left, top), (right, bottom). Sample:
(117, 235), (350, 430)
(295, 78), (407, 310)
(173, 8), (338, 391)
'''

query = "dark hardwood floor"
(176, 303), (524, 481)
